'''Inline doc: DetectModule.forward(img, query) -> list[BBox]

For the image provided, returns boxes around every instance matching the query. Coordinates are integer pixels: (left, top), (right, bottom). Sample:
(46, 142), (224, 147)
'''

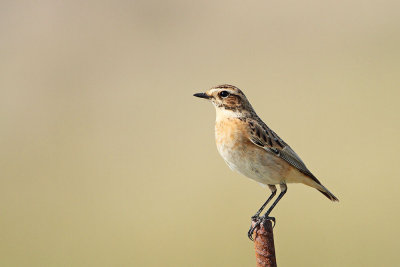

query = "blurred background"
(1, 0), (399, 266)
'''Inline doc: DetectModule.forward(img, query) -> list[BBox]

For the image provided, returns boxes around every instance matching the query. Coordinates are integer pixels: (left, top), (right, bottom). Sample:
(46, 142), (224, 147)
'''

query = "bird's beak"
(193, 92), (211, 99)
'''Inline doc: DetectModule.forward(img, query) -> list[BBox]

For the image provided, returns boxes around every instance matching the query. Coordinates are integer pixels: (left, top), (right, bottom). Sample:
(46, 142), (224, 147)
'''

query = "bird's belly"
(216, 141), (287, 185)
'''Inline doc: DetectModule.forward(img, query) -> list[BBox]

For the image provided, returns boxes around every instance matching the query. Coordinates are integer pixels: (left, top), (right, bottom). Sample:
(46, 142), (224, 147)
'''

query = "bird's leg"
(261, 183), (287, 221)
(248, 184), (288, 241)
(248, 185), (277, 241)
(251, 185), (277, 220)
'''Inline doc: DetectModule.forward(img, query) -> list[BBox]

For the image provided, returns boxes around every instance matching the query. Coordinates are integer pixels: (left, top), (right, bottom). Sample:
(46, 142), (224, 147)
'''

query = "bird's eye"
(219, 91), (230, 98)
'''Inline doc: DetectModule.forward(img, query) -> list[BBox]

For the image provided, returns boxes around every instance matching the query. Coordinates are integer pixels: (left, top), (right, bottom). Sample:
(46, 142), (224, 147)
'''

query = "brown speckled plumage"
(194, 84), (338, 238)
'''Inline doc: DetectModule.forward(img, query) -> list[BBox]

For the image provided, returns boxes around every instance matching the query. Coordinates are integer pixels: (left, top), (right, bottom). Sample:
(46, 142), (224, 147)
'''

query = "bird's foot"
(248, 216), (261, 241)
(247, 215), (276, 241)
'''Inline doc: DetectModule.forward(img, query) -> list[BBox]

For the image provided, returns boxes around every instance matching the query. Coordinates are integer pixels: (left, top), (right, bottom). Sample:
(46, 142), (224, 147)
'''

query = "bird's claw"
(265, 216), (276, 228)
(248, 217), (261, 241)
(247, 215), (276, 241)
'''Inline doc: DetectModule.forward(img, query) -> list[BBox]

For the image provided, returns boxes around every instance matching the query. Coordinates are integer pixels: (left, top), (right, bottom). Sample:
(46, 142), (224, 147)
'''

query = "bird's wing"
(247, 118), (321, 185)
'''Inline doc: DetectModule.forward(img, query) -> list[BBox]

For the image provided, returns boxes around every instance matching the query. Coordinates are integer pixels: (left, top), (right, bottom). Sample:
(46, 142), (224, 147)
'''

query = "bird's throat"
(215, 107), (245, 122)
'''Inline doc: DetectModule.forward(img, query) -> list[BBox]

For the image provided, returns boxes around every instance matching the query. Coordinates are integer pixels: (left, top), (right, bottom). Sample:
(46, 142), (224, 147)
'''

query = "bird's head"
(194, 84), (254, 118)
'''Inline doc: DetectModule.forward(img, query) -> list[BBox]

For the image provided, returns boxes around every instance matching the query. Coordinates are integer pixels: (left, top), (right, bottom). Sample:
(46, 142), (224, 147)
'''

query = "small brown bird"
(194, 84), (338, 240)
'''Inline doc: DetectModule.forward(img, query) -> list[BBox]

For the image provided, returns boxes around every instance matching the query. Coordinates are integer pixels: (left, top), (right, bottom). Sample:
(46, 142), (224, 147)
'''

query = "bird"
(194, 84), (338, 240)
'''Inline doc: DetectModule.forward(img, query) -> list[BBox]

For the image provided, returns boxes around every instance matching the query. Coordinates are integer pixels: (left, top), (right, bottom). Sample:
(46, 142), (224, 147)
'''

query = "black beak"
(193, 92), (210, 99)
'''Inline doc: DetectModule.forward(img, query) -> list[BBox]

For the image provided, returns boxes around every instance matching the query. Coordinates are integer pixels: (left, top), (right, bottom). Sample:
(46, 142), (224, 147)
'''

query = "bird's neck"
(215, 107), (249, 122)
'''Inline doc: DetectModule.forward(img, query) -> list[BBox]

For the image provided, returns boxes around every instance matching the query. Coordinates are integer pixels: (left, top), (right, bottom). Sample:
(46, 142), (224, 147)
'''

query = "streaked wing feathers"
(247, 118), (321, 185)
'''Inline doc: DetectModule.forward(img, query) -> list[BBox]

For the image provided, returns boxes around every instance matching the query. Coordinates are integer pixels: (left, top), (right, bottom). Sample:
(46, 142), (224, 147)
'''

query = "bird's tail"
(316, 184), (339, 202)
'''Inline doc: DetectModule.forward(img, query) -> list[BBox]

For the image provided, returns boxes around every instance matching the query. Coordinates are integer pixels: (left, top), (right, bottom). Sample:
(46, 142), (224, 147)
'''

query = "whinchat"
(194, 84), (338, 240)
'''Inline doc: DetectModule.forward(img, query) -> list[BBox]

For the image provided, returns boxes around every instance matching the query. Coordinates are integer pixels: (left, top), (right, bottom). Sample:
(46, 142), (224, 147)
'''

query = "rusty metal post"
(252, 220), (277, 267)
